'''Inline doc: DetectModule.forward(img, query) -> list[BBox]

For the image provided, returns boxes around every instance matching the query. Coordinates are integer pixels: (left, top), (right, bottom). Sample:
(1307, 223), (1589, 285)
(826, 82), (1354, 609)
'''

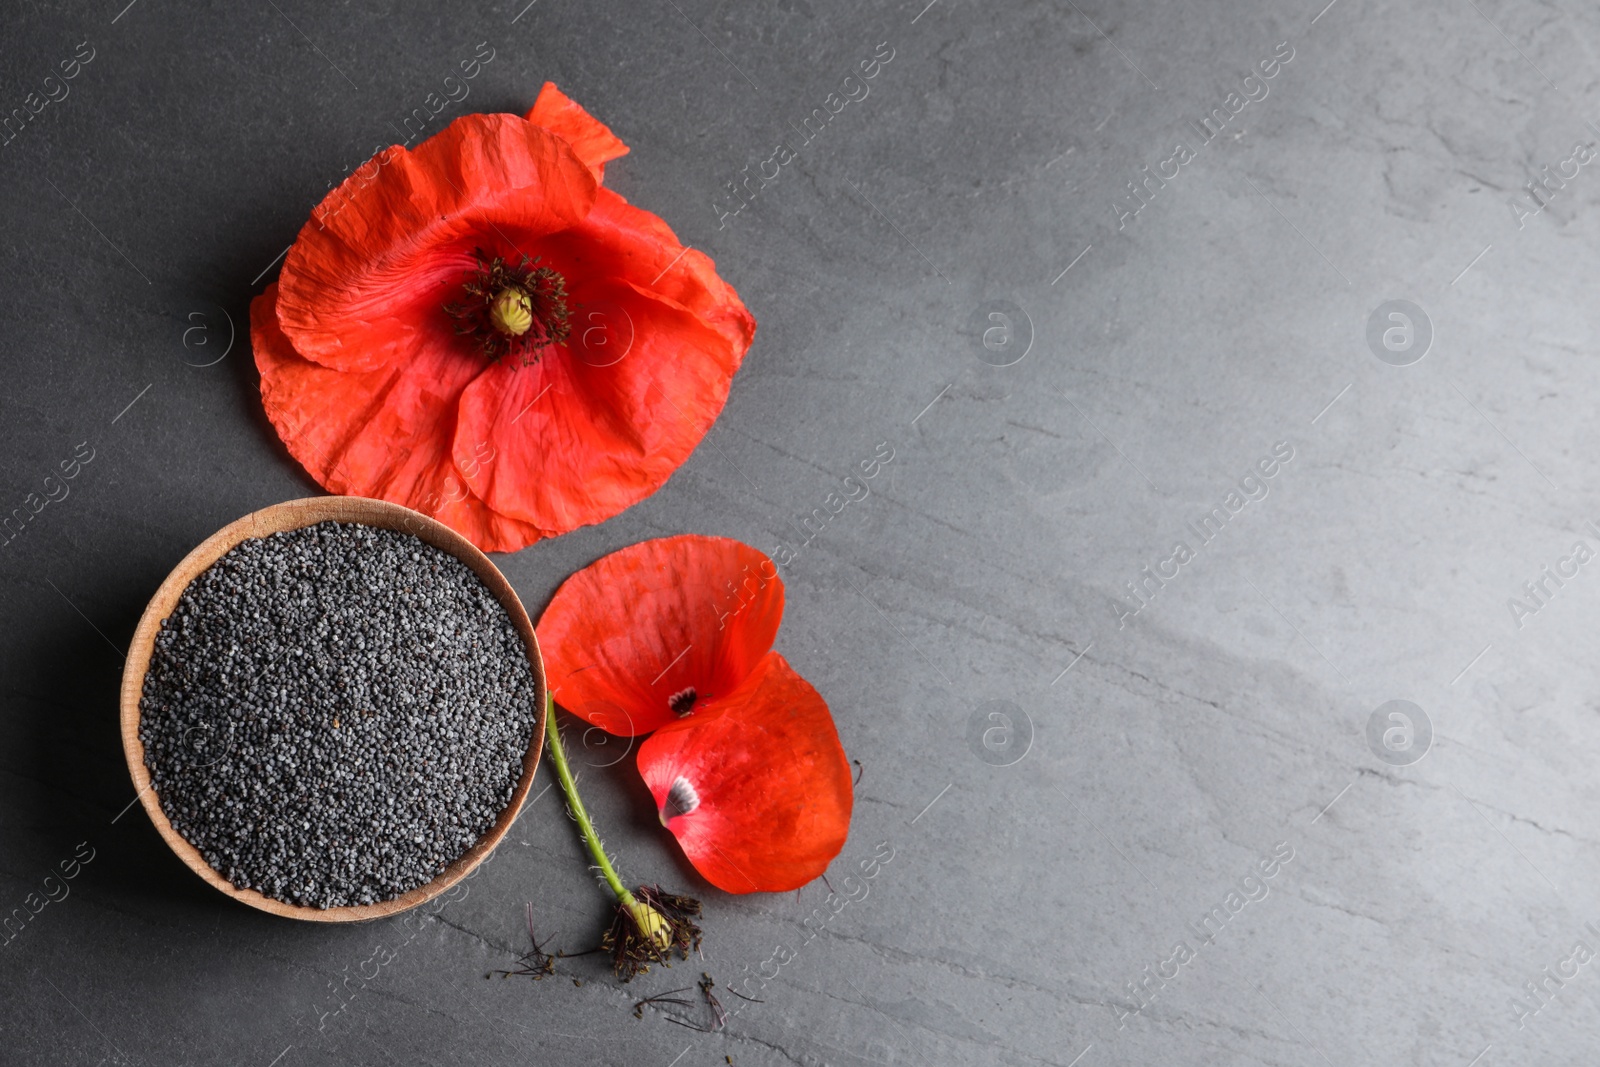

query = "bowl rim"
(118, 495), (548, 923)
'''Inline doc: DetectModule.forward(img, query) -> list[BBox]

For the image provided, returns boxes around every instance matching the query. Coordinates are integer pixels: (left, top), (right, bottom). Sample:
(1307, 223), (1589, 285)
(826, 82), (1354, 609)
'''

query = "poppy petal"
(544, 187), (755, 356)
(527, 82), (629, 182)
(453, 277), (743, 534)
(537, 535), (783, 736)
(636, 654), (852, 893)
(275, 112), (599, 374)
(251, 284), (548, 552)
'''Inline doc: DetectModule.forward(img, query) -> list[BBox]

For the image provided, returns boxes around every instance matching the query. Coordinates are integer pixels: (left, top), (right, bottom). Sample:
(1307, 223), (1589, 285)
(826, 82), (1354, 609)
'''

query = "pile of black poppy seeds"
(139, 521), (538, 909)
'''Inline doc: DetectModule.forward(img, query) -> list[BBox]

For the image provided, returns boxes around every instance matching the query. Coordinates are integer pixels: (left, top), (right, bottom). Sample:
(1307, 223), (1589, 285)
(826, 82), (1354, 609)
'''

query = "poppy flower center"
(489, 287), (533, 336)
(668, 686), (698, 717)
(661, 775), (701, 823)
(444, 249), (571, 365)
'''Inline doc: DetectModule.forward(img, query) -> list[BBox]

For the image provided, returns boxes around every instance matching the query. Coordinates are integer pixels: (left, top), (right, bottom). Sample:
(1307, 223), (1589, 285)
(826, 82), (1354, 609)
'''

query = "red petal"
(636, 654), (852, 893)
(275, 113), (598, 374)
(527, 82), (629, 182)
(544, 187), (755, 356)
(454, 277), (741, 533)
(251, 284), (547, 552)
(536, 535), (783, 736)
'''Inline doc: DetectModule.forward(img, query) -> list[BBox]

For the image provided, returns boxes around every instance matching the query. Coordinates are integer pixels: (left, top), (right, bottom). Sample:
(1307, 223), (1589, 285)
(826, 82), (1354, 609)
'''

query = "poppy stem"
(543, 692), (629, 902)
(543, 693), (678, 958)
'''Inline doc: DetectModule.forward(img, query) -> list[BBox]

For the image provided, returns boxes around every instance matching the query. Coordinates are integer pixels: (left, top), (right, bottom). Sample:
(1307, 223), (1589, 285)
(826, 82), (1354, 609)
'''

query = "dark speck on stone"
(138, 520), (537, 910)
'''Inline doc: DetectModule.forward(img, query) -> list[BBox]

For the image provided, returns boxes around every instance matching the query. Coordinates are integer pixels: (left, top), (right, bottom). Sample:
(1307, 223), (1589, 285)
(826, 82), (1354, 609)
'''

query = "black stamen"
(494, 902), (558, 981)
(633, 987), (694, 1019)
(443, 247), (571, 365)
(603, 884), (703, 982)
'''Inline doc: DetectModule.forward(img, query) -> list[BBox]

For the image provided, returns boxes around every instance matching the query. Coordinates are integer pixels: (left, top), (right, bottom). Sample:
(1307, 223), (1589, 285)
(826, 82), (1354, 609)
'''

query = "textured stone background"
(4, 0), (1600, 1064)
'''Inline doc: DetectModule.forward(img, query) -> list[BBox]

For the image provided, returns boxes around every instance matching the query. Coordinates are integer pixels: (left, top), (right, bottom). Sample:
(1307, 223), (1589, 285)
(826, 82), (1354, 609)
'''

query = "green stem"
(544, 693), (677, 957)
(543, 692), (631, 903)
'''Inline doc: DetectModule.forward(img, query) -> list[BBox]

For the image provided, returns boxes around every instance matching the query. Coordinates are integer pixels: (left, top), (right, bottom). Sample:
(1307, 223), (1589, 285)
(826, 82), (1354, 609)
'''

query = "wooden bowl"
(118, 496), (547, 922)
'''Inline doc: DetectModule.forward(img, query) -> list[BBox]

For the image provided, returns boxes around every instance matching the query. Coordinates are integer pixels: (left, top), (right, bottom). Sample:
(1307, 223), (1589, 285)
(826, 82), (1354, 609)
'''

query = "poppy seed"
(138, 520), (538, 910)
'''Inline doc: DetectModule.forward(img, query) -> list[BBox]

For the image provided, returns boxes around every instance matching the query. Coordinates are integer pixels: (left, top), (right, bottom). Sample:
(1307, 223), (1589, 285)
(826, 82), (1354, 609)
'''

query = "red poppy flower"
(536, 534), (852, 893)
(250, 84), (756, 552)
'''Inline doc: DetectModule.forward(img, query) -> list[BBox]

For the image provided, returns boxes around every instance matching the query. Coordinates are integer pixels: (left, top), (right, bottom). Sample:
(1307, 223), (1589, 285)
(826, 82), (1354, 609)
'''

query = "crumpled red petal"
(537, 535), (783, 736)
(541, 187), (756, 357)
(252, 283), (546, 552)
(526, 81), (629, 182)
(275, 113), (598, 374)
(636, 653), (852, 893)
(454, 276), (741, 533)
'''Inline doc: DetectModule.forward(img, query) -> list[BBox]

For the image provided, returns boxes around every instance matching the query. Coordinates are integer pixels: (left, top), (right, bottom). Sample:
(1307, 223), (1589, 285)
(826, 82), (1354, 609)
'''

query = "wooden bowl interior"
(118, 496), (547, 922)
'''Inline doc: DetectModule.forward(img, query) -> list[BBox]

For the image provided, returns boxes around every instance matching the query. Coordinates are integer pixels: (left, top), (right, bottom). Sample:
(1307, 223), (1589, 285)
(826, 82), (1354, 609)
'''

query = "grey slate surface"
(4, 0), (1600, 1064)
